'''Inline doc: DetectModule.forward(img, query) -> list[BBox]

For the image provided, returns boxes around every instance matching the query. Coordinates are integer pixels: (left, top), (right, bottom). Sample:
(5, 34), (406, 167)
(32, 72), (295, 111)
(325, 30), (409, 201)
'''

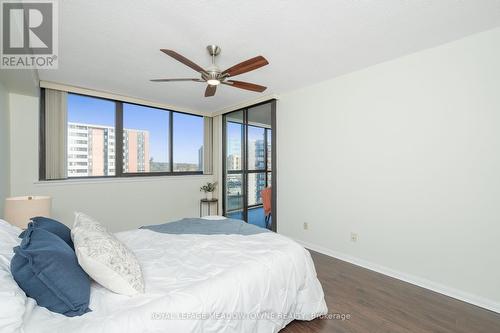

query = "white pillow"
(0, 220), (27, 333)
(71, 213), (144, 296)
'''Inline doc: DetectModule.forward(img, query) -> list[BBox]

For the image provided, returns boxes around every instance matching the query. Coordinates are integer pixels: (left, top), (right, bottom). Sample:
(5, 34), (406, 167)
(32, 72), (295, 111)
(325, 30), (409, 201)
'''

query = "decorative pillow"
(71, 212), (144, 295)
(10, 226), (91, 317)
(19, 217), (74, 249)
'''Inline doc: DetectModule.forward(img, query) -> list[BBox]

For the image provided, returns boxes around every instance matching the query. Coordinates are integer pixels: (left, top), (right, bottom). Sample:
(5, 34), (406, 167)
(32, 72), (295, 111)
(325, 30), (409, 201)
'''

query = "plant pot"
(206, 192), (213, 200)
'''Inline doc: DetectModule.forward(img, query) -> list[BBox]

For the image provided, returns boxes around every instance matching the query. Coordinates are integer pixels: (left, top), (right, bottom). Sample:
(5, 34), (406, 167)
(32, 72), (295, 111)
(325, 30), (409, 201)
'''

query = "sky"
(67, 94), (203, 164)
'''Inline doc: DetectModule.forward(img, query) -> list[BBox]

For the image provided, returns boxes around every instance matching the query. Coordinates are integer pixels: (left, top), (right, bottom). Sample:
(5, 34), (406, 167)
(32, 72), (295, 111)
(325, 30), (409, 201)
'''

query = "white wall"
(0, 82), (10, 217)
(9, 93), (216, 232)
(277, 28), (500, 310)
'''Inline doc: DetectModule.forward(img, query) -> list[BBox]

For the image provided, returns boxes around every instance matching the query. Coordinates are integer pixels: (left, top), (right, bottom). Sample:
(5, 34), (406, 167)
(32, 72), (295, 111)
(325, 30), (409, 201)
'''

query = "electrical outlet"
(303, 222), (309, 230)
(350, 232), (358, 242)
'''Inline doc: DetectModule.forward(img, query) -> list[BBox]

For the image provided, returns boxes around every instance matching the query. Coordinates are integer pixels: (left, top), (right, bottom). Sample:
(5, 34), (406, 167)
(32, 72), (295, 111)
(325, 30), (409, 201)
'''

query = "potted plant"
(200, 182), (217, 200)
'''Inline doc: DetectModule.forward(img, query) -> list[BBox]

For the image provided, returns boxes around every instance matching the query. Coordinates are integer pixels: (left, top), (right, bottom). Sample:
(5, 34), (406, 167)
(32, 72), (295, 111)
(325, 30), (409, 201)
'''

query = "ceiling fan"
(151, 45), (269, 97)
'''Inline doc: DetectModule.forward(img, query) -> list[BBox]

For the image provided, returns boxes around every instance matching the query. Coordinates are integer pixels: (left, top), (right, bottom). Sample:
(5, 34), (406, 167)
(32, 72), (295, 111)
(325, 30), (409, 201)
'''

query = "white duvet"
(12, 224), (327, 333)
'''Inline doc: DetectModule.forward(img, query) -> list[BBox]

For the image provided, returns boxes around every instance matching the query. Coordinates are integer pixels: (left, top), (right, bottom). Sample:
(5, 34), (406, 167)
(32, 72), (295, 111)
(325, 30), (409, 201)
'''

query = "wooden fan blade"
(205, 85), (217, 97)
(160, 49), (207, 74)
(222, 80), (267, 92)
(150, 78), (203, 82)
(222, 56), (269, 77)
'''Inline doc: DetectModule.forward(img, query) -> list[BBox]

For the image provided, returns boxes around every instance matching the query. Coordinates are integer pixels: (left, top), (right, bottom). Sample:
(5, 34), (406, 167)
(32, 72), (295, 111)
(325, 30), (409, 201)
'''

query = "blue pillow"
(11, 227), (91, 317)
(19, 217), (74, 250)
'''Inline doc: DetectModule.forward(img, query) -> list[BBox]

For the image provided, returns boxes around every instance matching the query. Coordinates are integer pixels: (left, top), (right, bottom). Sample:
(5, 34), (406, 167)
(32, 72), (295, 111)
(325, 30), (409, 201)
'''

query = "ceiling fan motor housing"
(202, 70), (222, 82)
(204, 45), (223, 82)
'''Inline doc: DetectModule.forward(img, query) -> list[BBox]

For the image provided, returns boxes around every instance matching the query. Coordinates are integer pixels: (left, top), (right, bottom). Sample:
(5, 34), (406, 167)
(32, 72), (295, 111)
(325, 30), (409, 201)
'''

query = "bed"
(0, 217), (327, 333)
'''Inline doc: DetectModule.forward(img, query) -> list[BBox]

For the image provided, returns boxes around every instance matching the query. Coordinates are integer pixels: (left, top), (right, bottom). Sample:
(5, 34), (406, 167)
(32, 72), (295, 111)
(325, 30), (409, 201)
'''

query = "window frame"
(222, 99), (276, 224)
(39, 88), (205, 180)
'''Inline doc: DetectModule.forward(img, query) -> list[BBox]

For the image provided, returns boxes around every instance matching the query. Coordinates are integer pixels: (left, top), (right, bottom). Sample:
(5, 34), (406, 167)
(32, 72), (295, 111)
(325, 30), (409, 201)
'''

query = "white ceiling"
(37, 0), (500, 113)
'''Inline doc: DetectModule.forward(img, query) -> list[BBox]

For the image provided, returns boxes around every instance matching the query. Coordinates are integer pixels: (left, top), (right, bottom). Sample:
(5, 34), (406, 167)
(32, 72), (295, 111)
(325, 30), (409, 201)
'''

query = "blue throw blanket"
(140, 218), (270, 235)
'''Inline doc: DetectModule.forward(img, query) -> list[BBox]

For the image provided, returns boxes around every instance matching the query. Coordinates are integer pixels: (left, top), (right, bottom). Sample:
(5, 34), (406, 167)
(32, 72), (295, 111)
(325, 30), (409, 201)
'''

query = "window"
(123, 103), (169, 173)
(173, 112), (204, 172)
(226, 173), (244, 219)
(226, 112), (244, 171)
(247, 126), (266, 170)
(42, 90), (209, 180)
(223, 101), (274, 228)
(247, 172), (266, 206)
(67, 94), (115, 177)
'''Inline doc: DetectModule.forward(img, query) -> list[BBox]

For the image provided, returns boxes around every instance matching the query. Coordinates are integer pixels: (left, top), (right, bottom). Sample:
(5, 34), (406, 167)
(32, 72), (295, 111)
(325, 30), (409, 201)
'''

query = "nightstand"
(200, 198), (219, 217)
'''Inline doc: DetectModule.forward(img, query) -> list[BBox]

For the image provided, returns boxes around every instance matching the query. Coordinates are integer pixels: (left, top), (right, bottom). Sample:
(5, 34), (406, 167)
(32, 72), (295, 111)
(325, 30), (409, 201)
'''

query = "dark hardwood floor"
(281, 251), (500, 333)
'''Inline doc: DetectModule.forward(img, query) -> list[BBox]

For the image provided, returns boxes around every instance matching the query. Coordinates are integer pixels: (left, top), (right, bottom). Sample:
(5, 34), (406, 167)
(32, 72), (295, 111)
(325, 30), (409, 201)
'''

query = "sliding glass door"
(223, 100), (276, 230)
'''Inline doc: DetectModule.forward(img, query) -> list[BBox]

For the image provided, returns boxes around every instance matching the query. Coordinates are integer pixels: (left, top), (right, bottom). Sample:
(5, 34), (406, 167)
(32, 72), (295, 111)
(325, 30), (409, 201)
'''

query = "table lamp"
(4, 196), (52, 229)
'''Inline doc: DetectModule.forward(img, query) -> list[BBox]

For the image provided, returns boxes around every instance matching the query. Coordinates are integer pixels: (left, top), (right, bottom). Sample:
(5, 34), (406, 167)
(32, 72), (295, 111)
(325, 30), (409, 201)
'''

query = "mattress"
(15, 220), (327, 332)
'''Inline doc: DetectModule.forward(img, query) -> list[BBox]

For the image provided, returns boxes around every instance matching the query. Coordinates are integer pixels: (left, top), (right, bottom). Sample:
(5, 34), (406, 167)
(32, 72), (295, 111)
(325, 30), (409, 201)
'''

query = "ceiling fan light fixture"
(207, 79), (220, 86)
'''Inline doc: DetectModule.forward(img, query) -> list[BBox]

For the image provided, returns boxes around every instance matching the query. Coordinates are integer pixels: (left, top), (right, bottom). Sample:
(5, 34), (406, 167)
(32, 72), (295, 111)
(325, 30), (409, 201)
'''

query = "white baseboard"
(294, 239), (500, 314)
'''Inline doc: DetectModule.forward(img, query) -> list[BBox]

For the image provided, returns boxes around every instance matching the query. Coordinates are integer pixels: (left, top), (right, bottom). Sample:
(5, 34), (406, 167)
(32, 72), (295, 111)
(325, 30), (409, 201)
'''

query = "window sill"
(34, 174), (214, 186)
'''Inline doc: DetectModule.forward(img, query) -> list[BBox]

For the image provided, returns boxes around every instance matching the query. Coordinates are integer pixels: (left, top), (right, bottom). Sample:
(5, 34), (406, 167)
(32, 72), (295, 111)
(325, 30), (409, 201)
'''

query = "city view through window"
(223, 102), (275, 229)
(67, 94), (203, 177)
(225, 123), (271, 213)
